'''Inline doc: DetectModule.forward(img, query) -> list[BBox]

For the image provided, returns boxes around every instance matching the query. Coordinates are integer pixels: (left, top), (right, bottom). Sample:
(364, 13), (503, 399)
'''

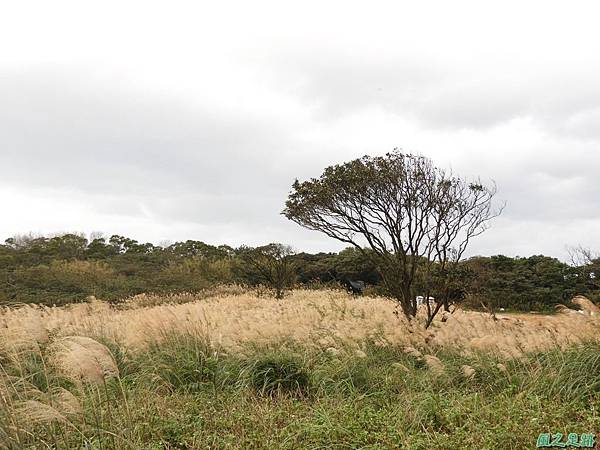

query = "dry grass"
(48, 336), (119, 385)
(2, 289), (600, 449)
(1, 289), (599, 359)
(13, 400), (69, 425)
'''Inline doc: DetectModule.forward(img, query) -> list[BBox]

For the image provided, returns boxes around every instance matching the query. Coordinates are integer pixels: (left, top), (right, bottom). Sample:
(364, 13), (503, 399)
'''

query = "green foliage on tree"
(283, 151), (502, 323)
(0, 234), (238, 305)
(237, 243), (297, 299)
(462, 255), (590, 312)
(0, 231), (598, 311)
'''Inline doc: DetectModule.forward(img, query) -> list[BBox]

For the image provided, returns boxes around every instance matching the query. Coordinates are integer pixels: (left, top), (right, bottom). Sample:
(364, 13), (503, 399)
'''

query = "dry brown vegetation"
(2, 289), (598, 364)
(2, 289), (600, 448)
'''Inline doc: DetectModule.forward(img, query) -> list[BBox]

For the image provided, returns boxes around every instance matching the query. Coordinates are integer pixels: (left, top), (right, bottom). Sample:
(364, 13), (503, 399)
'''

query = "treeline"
(0, 233), (598, 311)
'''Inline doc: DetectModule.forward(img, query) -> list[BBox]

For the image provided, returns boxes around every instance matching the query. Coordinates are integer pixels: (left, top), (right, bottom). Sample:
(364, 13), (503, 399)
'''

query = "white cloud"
(1, 1), (600, 260)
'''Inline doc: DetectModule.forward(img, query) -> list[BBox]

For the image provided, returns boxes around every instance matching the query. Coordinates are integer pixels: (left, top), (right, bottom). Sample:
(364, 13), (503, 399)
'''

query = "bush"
(141, 334), (219, 393)
(249, 354), (310, 397)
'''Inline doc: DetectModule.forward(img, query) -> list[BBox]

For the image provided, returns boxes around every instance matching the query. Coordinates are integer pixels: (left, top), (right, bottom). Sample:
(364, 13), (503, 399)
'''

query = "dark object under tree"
(343, 279), (366, 295)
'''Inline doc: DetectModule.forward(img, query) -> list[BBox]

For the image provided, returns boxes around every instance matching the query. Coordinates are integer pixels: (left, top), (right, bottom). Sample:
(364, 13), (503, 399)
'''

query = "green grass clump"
(129, 333), (224, 394)
(248, 354), (310, 397)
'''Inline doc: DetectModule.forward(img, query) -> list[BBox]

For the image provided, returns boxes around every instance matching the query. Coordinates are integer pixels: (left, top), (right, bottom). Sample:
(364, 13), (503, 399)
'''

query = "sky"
(1, 1), (600, 260)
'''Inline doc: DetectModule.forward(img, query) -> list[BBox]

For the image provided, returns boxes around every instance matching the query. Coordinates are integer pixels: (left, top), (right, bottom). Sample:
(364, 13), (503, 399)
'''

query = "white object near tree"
(416, 296), (435, 307)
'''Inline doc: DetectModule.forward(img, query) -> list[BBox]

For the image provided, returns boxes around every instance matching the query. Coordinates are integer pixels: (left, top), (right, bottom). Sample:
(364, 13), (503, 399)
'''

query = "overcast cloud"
(1, 1), (600, 259)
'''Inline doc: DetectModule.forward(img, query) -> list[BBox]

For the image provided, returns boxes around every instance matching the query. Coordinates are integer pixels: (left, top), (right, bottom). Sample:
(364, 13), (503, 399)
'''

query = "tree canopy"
(283, 151), (503, 320)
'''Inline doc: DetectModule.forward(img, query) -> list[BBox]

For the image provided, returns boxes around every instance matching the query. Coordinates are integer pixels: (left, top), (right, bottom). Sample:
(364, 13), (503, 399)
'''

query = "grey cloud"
(2, 62), (600, 260)
(265, 51), (447, 120)
(0, 69), (304, 227)
(0, 70), (287, 192)
(467, 146), (600, 227)
(264, 50), (600, 136)
(556, 107), (600, 139)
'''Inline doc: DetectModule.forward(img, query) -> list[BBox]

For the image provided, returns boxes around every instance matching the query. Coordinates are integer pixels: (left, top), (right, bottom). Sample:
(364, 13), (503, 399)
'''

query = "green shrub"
(531, 344), (600, 401)
(249, 354), (310, 397)
(141, 335), (219, 393)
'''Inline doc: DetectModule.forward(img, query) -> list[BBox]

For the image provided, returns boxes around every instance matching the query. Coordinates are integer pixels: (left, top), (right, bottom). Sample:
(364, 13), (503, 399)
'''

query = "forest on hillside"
(0, 233), (598, 312)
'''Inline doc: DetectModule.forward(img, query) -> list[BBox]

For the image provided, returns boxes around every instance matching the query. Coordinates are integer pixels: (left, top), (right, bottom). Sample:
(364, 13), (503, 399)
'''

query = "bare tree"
(283, 151), (503, 324)
(239, 243), (297, 299)
(567, 244), (600, 292)
(567, 245), (598, 267)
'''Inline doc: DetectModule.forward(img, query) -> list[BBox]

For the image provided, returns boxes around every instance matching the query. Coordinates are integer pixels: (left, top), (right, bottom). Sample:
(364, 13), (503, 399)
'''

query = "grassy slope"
(3, 335), (600, 449)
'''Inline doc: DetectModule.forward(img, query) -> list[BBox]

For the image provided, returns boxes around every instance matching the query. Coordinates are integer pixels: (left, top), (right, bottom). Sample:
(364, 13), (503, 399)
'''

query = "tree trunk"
(400, 286), (416, 318)
(443, 298), (450, 312)
(424, 301), (444, 329)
